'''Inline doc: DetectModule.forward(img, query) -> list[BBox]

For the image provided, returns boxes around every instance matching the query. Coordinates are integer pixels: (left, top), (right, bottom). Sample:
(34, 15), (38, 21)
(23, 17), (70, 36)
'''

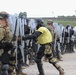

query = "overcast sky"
(0, 0), (76, 17)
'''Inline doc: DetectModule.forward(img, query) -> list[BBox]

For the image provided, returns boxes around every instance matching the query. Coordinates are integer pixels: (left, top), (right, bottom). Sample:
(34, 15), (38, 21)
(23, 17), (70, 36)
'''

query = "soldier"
(64, 25), (74, 53)
(0, 11), (27, 75)
(47, 20), (63, 61)
(18, 12), (29, 69)
(43, 20), (54, 62)
(22, 18), (64, 75)
(14, 12), (28, 75)
(10, 12), (27, 75)
(73, 26), (76, 48)
(0, 11), (14, 75)
(27, 19), (37, 65)
(47, 20), (54, 35)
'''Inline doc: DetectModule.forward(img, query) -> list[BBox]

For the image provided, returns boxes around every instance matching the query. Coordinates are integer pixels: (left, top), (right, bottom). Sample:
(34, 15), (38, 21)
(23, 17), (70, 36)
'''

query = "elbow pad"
(33, 31), (42, 39)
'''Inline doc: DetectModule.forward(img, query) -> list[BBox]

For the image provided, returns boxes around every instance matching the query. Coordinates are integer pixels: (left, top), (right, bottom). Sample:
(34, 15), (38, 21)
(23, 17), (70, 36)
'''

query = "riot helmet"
(47, 20), (53, 25)
(35, 18), (44, 26)
(0, 11), (9, 19)
(66, 25), (70, 29)
(35, 18), (45, 29)
(0, 11), (9, 27)
(19, 12), (27, 19)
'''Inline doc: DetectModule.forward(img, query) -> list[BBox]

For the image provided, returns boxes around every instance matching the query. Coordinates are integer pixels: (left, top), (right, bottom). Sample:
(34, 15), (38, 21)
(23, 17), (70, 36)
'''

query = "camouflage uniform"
(0, 11), (15, 75)
(47, 21), (62, 61)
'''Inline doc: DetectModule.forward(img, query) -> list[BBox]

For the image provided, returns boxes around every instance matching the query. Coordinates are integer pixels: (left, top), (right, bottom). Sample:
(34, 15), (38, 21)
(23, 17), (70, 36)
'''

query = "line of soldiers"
(0, 11), (65, 75)
(47, 20), (76, 57)
(0, 11), (28, 75)
(1, 11), (76, 75)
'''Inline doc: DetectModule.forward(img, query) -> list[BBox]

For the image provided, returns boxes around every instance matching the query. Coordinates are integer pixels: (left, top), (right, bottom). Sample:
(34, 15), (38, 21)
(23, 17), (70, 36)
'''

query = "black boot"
(37, 62), (45, 75)
(35, 58), (45, 75)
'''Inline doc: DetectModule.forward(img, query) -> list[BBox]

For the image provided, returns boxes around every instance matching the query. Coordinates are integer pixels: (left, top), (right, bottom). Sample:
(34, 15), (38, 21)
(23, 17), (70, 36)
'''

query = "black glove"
(4, 42), (13, 48)
(3, 42), (13, 51)
(11, 46), (16, 53)
(22, 36), (27, 40)
(0, 42), (6, 49)
(12, 35), (16, 41)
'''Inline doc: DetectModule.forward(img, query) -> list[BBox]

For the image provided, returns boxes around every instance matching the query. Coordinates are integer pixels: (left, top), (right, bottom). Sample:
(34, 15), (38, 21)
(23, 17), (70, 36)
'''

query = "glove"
(0, 43), (6, 49)
(3, 42), (13, 51)
(4, 42), (13, 48)
(22, 36), (27, 40)
(12, 36), (16, 41)
(11, 46), (16, 53)
(22, 35), (33, 40)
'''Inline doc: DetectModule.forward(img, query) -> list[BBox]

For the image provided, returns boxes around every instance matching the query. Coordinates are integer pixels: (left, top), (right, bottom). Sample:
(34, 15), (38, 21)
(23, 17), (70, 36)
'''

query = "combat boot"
(22, 72), (27, 75)
(43, 56), (48, 62)
(59, 67), (64, 75)
(52, 63), (64, 75)
(38, 74), (44, 75)
(16, 72), (27, 75)
(9, 71), (16, 75)
(16, 73), (21, 75)
(36, 62), (45, 75)
(29, 60), (35, 65)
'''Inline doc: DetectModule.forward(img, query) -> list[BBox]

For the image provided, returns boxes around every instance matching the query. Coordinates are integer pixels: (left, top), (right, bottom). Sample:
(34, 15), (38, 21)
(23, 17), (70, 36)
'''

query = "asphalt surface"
(22, 49), (76, 75)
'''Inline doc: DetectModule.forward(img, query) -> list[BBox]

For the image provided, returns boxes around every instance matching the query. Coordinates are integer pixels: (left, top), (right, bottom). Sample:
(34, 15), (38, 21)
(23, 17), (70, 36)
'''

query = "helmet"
(66, 25), (70, 29)
(47, 20), (53, 25)
(19, 12), (27, 19)
(35, 18), (44, 26)
(23, 12), (27, 17)
(0, 11), (9, 19)
(19, 12), (23, 18)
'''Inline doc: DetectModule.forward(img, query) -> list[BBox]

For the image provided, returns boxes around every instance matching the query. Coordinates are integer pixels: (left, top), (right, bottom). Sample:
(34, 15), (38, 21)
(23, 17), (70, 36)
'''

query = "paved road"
(23, 49), (76, 75)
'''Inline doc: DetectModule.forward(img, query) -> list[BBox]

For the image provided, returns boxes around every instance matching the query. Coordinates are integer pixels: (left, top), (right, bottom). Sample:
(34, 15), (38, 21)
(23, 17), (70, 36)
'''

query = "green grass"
(44, 20), (76, 27)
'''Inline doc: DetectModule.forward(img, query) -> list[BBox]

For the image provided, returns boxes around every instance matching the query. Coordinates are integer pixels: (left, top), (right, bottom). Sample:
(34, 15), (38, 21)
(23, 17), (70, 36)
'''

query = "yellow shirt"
(36, 27), (52, 44)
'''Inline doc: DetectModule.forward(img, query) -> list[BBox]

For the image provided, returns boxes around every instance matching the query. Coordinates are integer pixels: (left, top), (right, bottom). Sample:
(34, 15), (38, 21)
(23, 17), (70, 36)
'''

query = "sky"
(0, 0), (76, 17)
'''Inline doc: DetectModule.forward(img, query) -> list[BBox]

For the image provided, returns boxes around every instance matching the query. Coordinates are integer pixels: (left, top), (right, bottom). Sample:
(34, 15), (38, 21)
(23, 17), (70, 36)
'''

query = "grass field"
(44, 20), (76, 27)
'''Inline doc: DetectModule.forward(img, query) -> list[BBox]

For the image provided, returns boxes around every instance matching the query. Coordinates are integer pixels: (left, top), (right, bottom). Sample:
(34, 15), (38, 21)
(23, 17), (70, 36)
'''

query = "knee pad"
(44, 44), (53, 58)
(49, 57), (58, 64)
(44, 45), (52, 55)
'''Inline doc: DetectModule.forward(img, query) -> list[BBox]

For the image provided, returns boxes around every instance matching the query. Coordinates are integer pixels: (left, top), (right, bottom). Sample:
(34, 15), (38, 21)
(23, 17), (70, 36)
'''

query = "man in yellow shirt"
(22, 18), (64, 75)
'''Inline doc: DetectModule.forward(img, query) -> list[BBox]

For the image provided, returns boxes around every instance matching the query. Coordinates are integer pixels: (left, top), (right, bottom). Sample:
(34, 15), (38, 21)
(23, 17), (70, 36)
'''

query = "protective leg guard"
(58, 67), (64, 75)
(52, 63), (64, 75)
(49, 58), (64, 75)
(1, 64), (9, 75)
(35, 58), (45, 75)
